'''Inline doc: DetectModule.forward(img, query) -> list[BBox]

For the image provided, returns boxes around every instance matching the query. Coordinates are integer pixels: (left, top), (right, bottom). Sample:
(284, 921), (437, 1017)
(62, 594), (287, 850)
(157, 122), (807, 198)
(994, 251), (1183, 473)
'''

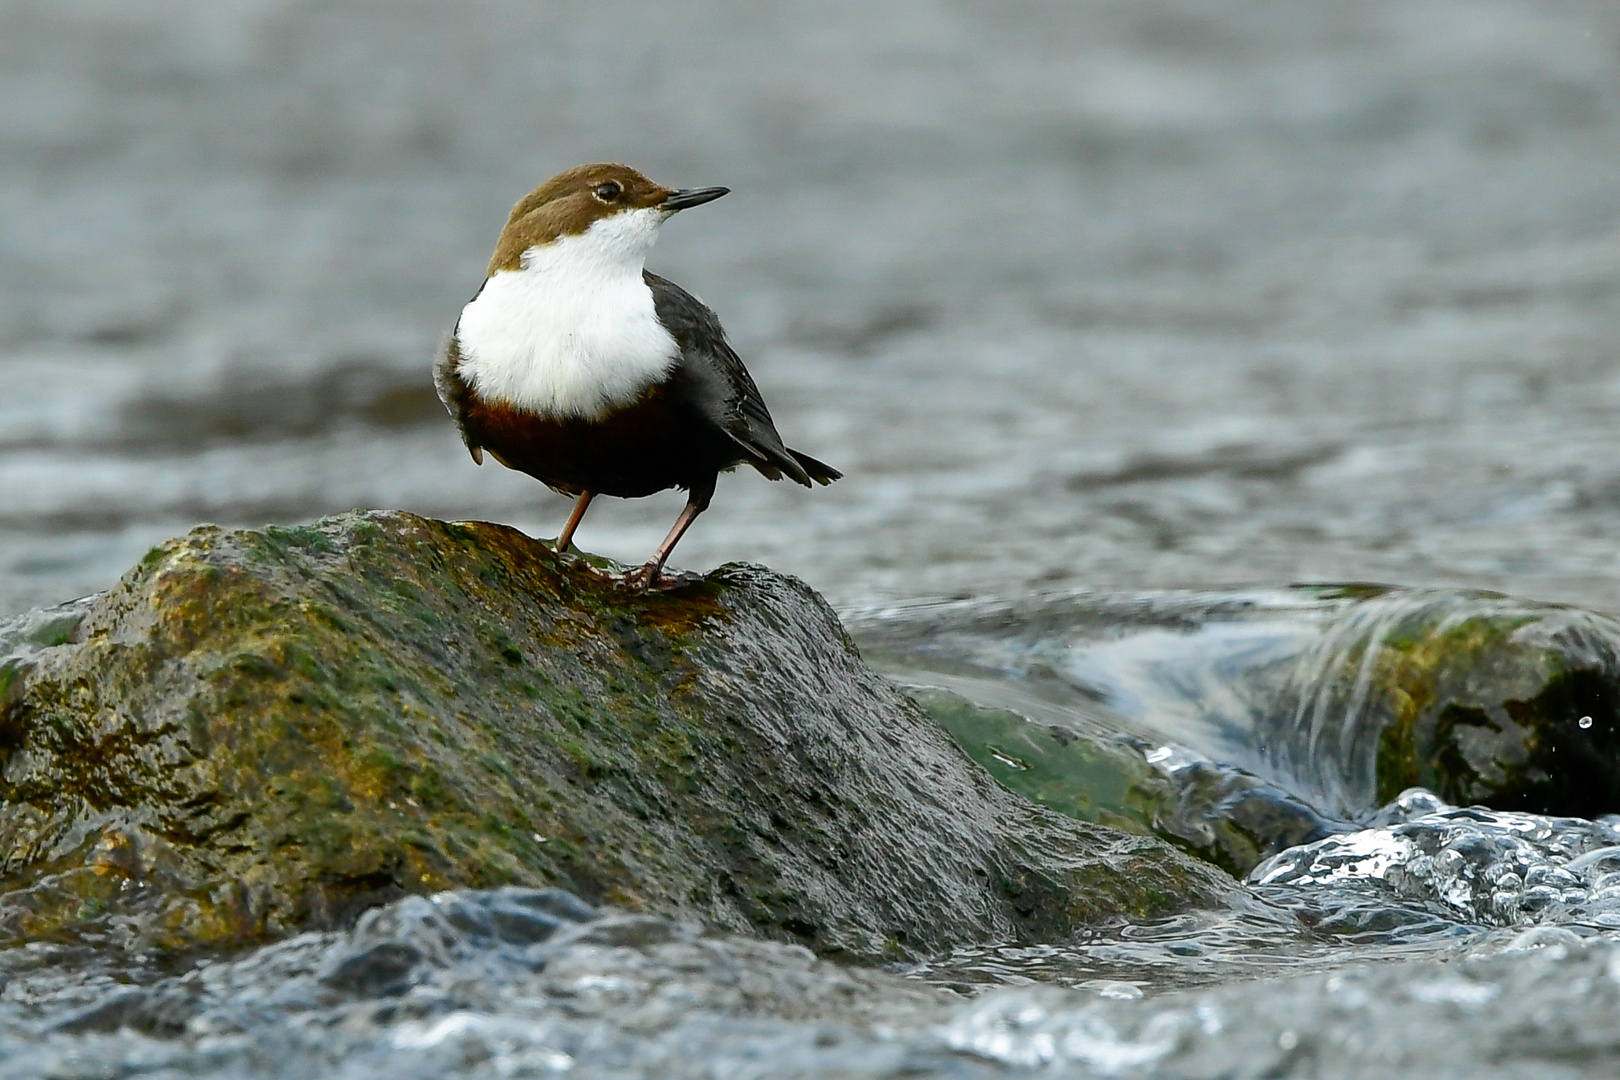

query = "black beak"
(661, 186), (730, 212)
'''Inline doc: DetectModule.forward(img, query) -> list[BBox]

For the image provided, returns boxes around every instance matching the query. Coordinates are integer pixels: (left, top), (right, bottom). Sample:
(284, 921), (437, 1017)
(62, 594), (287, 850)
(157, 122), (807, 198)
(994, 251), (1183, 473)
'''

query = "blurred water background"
(3, 0), (1618, 617)
(5, 2), (1620, 1077)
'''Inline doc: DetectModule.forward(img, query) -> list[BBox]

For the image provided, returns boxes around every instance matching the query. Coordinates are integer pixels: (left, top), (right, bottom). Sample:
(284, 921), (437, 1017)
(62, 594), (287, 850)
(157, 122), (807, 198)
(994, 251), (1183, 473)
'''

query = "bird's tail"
(788, 448), (841, 486)
(732, 429), (842, 487)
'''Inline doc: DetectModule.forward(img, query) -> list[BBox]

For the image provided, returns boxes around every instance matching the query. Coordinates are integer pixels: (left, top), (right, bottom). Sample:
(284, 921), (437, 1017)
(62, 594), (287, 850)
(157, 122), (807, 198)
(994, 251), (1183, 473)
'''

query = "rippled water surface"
(5, 1), (1620, 1076)
(3, 0), (1619, 614)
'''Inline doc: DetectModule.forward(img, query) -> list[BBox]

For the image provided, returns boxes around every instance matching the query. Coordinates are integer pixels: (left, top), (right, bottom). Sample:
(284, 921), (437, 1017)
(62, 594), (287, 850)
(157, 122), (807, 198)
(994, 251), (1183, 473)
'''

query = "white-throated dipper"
(435, 163), (839, 587)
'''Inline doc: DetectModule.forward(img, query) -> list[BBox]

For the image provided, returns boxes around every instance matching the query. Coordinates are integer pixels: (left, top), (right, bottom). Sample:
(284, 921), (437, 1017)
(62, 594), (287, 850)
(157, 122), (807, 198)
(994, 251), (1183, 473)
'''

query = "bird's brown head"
(487, 163), (729, 275)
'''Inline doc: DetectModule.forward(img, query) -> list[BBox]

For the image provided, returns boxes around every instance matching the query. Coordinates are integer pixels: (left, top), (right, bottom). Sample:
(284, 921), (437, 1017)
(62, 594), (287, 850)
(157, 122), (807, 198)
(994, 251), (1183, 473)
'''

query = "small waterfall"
(1264, 590), (1620, 819)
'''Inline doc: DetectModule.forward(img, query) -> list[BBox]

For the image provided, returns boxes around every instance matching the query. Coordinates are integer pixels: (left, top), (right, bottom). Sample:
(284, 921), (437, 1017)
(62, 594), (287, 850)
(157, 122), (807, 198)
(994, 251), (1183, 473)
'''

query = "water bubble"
(1252, 801), (1620, 930)
(1579, 716), (1594, 729)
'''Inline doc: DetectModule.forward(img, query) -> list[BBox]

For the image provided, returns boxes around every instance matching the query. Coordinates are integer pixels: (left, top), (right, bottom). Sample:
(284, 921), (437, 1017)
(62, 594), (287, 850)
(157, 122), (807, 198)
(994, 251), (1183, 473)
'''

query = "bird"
(435, 162), (839, 588)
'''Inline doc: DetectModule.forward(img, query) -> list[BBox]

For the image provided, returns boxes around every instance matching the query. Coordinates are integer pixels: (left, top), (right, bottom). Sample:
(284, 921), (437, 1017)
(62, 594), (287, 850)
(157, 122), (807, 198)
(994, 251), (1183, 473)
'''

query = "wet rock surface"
(0, 511), (1231, 953)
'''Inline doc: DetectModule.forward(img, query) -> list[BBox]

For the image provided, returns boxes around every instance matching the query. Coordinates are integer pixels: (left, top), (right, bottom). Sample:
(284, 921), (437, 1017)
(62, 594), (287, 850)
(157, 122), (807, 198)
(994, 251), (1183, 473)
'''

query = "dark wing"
(645, 271), (840, 487)
(433, 330), (484, 464)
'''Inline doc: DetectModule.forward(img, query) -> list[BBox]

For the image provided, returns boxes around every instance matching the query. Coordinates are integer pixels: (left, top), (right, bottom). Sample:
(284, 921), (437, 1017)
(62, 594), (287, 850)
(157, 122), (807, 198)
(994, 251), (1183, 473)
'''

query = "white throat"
(454, 207), (679, 420)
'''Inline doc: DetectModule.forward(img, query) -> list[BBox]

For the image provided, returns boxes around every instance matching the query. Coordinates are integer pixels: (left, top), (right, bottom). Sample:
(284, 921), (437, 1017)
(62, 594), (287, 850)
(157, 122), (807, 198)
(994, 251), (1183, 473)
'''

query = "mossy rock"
(909, 687), (1343, 877)
(1273, 588), (1620, 817)
(0, 511), (1233, 953)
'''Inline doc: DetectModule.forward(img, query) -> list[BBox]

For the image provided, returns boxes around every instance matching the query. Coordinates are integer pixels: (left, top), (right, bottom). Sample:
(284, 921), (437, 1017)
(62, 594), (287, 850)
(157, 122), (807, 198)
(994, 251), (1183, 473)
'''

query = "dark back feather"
(645, 271), (839, 487)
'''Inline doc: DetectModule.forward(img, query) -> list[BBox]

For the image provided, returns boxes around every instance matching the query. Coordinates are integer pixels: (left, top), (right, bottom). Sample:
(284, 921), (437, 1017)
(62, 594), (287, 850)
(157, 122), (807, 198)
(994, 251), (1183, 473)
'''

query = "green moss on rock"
(0, 512), (1232, 953)
(1277, 589), (1620, 816)
(909, 687), (1343, 877)
(906, 687), (1168, 834)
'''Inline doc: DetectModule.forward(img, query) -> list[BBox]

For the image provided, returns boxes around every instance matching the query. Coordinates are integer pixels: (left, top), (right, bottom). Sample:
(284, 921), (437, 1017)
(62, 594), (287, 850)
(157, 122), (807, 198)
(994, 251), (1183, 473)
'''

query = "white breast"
(454, 207), (679, 420)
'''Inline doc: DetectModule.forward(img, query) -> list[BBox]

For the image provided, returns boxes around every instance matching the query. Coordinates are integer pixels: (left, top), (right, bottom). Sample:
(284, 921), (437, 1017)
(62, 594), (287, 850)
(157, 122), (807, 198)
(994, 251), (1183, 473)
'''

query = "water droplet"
(1580, 716), (1594, 729)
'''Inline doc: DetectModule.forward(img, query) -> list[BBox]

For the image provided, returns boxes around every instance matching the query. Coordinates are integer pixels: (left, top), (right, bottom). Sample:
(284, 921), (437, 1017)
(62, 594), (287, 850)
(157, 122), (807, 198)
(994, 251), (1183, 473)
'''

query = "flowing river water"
(3, 1), (1620, 1076)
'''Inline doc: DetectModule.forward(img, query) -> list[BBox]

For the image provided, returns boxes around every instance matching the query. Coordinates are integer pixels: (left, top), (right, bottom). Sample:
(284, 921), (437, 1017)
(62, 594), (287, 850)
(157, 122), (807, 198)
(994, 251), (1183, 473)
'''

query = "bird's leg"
(626, 503), (704, 588)
(624, 477), (715, 589)
(555, 491), (594, 552)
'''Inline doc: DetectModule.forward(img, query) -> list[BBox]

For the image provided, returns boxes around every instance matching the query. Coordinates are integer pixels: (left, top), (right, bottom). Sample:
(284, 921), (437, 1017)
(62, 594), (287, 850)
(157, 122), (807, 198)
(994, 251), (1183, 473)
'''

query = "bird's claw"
(620, 563), (661, 591)
(619, 563), (701, 591)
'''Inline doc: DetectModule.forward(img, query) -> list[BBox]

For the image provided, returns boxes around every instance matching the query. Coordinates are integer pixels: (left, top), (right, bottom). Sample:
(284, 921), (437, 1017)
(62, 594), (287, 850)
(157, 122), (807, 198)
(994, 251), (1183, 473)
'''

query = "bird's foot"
(620, 563), (662, 591)
(618, 563), (700, 592)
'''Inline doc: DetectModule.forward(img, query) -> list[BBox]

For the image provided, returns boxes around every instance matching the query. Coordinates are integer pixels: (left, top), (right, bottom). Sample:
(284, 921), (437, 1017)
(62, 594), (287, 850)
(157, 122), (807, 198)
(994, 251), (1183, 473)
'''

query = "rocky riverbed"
(6, 515), (1620, 1077)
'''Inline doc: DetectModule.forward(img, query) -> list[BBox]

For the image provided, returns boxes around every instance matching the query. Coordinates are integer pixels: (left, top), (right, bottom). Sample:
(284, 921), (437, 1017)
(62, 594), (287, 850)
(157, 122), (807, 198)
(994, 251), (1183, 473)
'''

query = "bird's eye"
(593, 181), (623, 202)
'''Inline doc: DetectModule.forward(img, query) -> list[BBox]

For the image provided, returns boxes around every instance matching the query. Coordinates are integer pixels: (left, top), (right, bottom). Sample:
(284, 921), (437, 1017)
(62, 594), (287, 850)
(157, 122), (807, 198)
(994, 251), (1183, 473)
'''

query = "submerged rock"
(908, 687), (1344, 877)
(0, 512), (1231, 953)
